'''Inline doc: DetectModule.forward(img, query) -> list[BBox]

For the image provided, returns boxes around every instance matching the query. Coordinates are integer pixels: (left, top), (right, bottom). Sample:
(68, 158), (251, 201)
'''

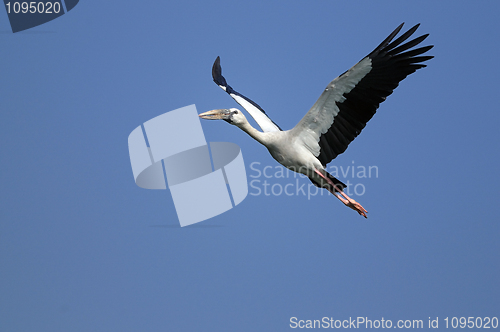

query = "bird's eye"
(233, 110), (238, 114)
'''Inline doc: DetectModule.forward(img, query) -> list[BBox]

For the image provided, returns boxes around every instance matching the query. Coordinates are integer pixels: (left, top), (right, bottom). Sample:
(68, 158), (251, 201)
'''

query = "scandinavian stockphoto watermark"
(128, 105), (378, 226)
(249, 161), (379, 200)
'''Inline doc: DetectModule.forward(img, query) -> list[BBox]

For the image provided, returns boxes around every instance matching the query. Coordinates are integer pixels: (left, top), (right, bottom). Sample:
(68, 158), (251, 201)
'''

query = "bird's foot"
(336, 190), (368, 218)
(344, 197), (368, 218)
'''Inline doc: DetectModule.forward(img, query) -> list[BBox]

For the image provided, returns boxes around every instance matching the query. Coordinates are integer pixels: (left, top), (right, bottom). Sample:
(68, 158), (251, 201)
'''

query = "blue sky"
(1, 1), (499, 331)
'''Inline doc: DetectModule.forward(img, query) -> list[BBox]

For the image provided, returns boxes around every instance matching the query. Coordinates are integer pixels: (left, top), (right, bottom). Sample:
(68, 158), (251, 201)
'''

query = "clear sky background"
(1, 1), (499, 331)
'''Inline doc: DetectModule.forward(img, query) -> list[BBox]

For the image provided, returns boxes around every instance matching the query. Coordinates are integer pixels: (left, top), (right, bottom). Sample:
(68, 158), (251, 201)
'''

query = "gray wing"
(291, 23), (433, 165)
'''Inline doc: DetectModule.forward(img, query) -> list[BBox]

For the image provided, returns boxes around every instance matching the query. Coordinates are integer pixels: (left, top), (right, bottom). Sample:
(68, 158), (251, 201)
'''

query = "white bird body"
(200, 23), (433, 217)
(266, 133), (323, 178)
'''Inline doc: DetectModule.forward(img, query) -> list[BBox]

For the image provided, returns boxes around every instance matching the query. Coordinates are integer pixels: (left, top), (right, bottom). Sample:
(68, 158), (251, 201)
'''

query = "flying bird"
(199, 23), (433, 218)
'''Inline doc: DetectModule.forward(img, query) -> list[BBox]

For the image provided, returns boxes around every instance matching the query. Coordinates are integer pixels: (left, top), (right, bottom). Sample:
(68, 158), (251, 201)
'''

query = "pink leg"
(314, 169), (368, 218)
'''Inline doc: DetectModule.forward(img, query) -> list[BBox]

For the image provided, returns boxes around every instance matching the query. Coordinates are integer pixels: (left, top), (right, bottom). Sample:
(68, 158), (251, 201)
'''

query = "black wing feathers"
(212, 56), (229, 87)
(317, 23), (433, 166)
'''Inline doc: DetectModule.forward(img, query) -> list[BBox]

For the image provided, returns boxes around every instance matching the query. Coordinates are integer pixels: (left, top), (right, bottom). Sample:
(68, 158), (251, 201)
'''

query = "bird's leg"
(332, 188), (368, 218)
(314, 169), (368, 218)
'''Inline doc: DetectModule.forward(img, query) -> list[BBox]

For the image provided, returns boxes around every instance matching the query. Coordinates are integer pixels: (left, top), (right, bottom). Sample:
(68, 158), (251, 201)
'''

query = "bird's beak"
(198, 109), (230, 120)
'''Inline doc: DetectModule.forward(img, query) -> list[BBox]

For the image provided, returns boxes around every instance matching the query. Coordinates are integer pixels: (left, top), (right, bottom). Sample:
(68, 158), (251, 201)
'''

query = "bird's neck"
(238, 122), (269, 146)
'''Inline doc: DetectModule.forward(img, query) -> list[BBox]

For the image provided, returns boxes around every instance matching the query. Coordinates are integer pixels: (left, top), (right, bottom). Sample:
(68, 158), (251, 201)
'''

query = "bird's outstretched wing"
(291, 23), (434, 166)
(212, 56), (282, 132)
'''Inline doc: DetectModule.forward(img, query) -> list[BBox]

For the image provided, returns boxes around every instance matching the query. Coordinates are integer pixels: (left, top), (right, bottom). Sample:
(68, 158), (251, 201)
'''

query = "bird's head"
(198, 108), (247, 126)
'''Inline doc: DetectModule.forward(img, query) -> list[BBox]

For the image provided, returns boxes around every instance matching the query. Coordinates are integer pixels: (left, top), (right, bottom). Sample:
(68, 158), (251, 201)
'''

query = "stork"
(199, 23), (433, 218)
